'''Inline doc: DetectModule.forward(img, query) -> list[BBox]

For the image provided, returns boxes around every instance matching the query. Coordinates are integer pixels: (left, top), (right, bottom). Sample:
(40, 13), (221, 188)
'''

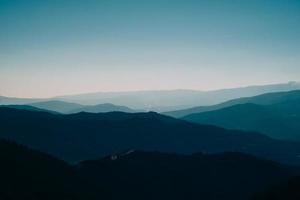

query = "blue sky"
(0, 0), (300, 97)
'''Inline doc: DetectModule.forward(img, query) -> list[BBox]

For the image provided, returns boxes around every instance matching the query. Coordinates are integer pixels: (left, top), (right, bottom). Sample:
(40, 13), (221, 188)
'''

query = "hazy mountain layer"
(68, 103), (141, 114)
(0, 96), (44, 105)
(57, 82), (300, 111)
(27, 100), (139, 114)
(182, 98), (300, 141)
(165, 89), (300, 118)
(1, 82), (299, 111)
(29, 100), (84, 113)
(0, 105), (57, 113)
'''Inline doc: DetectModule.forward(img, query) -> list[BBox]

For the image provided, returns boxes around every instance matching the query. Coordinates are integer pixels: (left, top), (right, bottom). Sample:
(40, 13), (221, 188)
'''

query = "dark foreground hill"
(78, 151), (296, 200)
(0, 139), (80, 200)
(182, 99), (300, 141)
(1, 107), (300, 164)
(0, 139), (298, 200)
(253, 176), (300, 200)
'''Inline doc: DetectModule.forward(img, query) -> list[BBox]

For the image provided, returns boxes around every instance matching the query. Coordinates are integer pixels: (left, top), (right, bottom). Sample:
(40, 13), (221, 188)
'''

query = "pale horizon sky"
(1, 0), (300, 98)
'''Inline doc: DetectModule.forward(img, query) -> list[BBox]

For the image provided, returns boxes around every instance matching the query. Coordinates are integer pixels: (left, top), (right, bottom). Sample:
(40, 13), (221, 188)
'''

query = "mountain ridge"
(2, 82), (300, 111)
(1, 138), (297, 200)
(1, 107), (300, 164)
(182, 98), (300, 141)
(165, 89), (300, 118)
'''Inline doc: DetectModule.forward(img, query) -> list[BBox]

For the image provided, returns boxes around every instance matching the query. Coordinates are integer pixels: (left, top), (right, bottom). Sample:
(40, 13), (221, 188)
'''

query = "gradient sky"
(0, 0), (300, 98)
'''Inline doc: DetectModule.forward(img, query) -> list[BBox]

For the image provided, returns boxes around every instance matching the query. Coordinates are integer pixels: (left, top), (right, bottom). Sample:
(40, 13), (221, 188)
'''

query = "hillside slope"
(165, 90), (300, 118)
(182, 100), (300, 141)
(77, 151), (296, 200)
(1, 107), (300, 164)
(0, 139), (80, 200)
(0, 139), (297, 200)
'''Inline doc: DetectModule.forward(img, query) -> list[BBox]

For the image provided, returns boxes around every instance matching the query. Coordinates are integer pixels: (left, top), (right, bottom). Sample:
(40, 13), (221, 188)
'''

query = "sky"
(0, 0), (300, 98)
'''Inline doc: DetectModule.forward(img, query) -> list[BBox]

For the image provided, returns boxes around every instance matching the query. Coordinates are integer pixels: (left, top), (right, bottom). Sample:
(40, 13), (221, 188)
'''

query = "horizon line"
(1, 80), (299, 100)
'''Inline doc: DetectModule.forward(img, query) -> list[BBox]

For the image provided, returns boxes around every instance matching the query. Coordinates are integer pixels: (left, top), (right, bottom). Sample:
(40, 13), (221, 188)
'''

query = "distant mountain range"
(165, 89), (300, 118)
(29, 101), (84, 113)
(0, 139), (297, 200)
(68, 103), (141, 113)
(12, 100), (141, 114)
(0, 104), (58, 114)
(0, 96), (44, 105)
(2, 85), (300, 199)
(181, 90), (300, 141)
(1, 107), (300, 164)
(56, 81), (300, 111)
(28, 100), (139, 114)
(1, 81), (299, 111)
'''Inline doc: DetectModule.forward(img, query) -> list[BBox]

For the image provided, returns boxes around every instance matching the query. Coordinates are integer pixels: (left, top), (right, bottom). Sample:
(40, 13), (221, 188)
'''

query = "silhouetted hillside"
(0, 139), (297, 200)
(0, 139), (80, 200)
(77, 151), (296, 200)
(253, 176), (300, 200)
(182, 99), (300, 141)
(1, 107), (300, 164)
(165, 90), (300, 118)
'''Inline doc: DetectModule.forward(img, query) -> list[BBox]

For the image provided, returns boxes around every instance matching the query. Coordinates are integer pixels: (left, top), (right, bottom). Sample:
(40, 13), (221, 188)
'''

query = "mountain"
(0, 139), (81, 200)
(0, 104), (57, 113)
(68, 103), (141, 114)
(56, 81), (300, 111)
(165, 89), (300, 118)
(28, 100), (139, 114)
(29, 100), (84, 113)
(1, 107), (300, 164)
(77, 151), (296, 200)
(0, 96), (43, 105)
(0, 139), (297, 200)
(1, 82), (300, 111)
(182, 98), (300, 141)
(253, 176), (300, 200)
